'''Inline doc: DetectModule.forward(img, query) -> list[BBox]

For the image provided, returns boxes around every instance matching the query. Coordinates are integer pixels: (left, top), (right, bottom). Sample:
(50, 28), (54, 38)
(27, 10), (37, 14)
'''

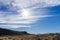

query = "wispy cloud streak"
(0, 0), (58, 28)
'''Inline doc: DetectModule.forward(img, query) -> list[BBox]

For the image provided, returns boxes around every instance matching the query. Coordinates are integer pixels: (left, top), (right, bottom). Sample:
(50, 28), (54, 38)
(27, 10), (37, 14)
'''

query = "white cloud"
(0, 25), (31, 28)
(0, 0), (13, 5)
(0, 0), (57, 28)
(13, 0), (60, 9)
(0, 11), (53, 28)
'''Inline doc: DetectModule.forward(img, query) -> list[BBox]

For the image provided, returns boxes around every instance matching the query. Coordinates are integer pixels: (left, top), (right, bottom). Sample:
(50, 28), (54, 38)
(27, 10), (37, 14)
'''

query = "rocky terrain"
(0, 28), (60, 40)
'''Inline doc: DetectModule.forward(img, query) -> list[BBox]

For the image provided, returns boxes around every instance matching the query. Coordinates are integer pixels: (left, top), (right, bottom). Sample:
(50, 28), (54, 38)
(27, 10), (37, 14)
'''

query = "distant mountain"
(0, 28), (29, 36)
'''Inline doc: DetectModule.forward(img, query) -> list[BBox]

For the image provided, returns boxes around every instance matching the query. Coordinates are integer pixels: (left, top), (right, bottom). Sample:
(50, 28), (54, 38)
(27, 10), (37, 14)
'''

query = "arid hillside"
(0, 28), (29, 36)
(0, 28), (60, 40)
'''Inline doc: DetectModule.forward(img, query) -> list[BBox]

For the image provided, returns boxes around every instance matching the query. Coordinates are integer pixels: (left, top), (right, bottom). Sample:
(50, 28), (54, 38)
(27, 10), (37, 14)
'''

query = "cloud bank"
(0, 0), (59, 28)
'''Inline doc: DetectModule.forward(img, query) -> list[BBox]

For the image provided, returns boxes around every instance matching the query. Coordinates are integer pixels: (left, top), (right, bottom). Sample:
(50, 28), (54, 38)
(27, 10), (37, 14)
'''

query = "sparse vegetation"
(0, 28), (60, 40)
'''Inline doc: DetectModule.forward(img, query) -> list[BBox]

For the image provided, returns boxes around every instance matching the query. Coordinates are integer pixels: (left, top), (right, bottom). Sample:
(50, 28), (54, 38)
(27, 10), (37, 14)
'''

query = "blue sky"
(0, 0), (60, 34)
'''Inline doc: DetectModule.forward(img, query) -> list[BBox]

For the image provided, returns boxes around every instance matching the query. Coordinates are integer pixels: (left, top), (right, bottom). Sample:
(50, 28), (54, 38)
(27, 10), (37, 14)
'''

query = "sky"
(0, 0), (60, 34)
